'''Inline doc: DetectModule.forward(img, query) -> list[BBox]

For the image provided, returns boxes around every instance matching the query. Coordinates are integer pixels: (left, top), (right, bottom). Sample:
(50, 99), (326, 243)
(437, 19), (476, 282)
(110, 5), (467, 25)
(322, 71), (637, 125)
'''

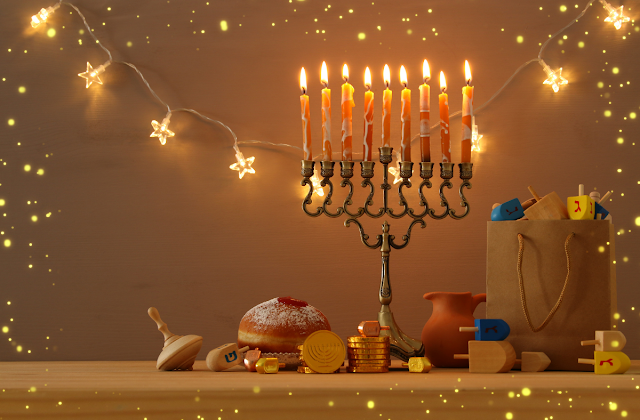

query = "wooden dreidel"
(453, 341), (516, 373)
(459, 319), (510, 341)
(206, 343), (250, 372)
(244, 348), (262, 372)
(491, 198), (525, 221)
(255, 357), (286, 374)
(578, 351), (631, 374)
(524, 186), (569, 220)
(514, 352), (551, 372)
(581, 330), (627, 352)
(402, 357), (432, 373)
(567, 184), (595, 220)
(148, 307), (203, 371)
(358, 321), (391, 337)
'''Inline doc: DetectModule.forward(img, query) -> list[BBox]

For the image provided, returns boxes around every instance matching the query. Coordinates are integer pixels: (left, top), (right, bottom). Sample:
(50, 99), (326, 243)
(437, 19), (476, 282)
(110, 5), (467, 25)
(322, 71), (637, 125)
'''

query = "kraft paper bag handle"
(516, 232), (575, 332)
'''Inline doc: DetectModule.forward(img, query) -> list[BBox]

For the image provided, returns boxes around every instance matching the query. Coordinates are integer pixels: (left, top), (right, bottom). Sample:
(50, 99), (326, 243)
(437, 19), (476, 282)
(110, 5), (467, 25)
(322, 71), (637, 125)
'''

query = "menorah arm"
(344, 218), (383, 250)
(428, 179), (452, 220)
(449, 180), (472, 219)
(408, 179), (432, 219)
(301, 177), (324, 217)
(388, 219), (426, 250)
(388, 180), (411, 219)
(340, 178), (365, 218)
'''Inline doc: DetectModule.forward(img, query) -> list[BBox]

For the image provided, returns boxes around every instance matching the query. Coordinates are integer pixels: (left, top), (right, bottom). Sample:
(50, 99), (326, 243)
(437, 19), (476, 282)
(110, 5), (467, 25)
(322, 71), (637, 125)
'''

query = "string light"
(540, 60), (568, 93)
(78, 61), (111, 88)
(310, 170), (325, 196)
(229, 148), (256, 179)
(471, 116), (482, 153)
(150, 112), (175, 145)
(600, 0), (630, 30)
(31, 3), (60, 28)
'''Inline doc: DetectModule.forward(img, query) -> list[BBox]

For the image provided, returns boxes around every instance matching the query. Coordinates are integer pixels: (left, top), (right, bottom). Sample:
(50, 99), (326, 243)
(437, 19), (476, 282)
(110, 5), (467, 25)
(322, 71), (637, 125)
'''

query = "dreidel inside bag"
(581, 330), (627, 352)
(491, 198), (525, 221)
(578, 351), (631, 374)
(453, 341), (516, 373)
(459, 319), (510, 341)
(513, 352), (551, 372)
(524, 186), (569, 220)
(567, 184), (595, 219)
(206, 343), (250, 372)
(358, 321), (390, 337)
(402, 357), (432, 373)
(255, 358), (286, 374)
(594, 202), (610, 220)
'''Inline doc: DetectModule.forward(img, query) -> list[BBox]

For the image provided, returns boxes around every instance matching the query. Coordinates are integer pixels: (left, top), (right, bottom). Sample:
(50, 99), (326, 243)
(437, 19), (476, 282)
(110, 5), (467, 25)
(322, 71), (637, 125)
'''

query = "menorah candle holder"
(301, 147), (473, 361)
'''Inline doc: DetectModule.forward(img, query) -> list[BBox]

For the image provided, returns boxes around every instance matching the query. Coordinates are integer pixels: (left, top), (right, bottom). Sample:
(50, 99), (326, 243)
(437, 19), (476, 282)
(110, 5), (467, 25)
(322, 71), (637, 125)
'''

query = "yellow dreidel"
(453, 341), (516, 373)
(581, 330), (627, 352)
(513, 352), (551, 372)
(567, 184), (595, 220)
(578, 351), (631, 374)
(358, 321), (391, 337)
(401, 357), (432, 373)
(255, 357), (286, 374)
(206, 343), (250, 372)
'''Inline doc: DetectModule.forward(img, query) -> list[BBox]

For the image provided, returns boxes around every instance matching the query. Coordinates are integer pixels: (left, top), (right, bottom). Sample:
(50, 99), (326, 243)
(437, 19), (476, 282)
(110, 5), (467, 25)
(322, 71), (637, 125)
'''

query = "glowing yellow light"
(604, 110), (612, 117)
(506, 413), (513, 420)
(367, 401), (375, 409)
(364, 66), (372, 88)
(31, 216), (38, 222)
(300, 67), (307, 93)
(342, 64), (349, 81)
(508, 392), (515, 398)
(617, 137), (624, 144)
(358, 32), (365, 40)
(609, 402), (618, 411)
(78, 61), (110, 88)
(47, 28), (56, 37)
(541, 61), (568, 92)
(37, 169), (44, 175)
(17, 346), (22, 352)
(387, 151), (403, 184)
(310, 170), (324, 197)
(229, 150), (256, 179)
(321, 61), (328, 86)
(328, 401), (334, 407)
(24, 165), (31, 172)
(603, 3), (630, 30)
(440, 71), (447, 92)
(599, 246), (605, 252)
(8, 119), (15, 126)
(471, 116), (482, 153)
(18, 86), (26, 93)
(253, 386), (260, 393)
(400, 65), (407, 86)
(383, 64), (390, 87)
(522, 388), (531, 396)
(1, 327), (8, 333)
(150, 113), (175, 145)
(423, 59), (430, 82)
(622, 411), (628, 417)
(516, 35), (524, 43)
(31, 4), (60, 28)
(0, 199), (5, 206)
(220, 20), (228, 30)
(635, 216), (640, 226)
(614, 313), (620, 320)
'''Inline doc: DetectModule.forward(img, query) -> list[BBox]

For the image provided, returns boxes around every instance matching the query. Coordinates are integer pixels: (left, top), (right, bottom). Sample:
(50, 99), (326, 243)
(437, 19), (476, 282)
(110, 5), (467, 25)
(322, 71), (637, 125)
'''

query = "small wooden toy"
(491, 198), (525, 221)
(600, 191), (612, 202)
(581, 330), (627, 352)
(594, 202), (609, 220)
(255, 358), (286, 374)
(523, 186), (569, 220)
(578, 351), (631, 374)
(453, 341), (516, 373)
(401, 357), (432, 373)
(514, 352), (551, 372)
(521, 198), (537, 211)
(244, 348), (262, 372)
(459, 319), (510, 341)
(568, 185), (595, 220)
(148, 307), (203, 371)
(206, 343), (250, 372)
(358, 321), (390, 337)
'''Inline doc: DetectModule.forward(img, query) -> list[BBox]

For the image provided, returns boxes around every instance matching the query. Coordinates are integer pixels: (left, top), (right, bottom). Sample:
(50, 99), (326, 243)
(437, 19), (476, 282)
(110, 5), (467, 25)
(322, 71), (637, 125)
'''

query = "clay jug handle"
(472, 293), (487, 311)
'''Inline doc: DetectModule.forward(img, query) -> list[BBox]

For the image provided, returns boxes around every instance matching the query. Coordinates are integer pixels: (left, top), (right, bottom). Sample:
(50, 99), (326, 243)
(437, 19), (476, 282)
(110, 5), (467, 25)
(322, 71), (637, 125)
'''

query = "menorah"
(300, 146), (473, 361)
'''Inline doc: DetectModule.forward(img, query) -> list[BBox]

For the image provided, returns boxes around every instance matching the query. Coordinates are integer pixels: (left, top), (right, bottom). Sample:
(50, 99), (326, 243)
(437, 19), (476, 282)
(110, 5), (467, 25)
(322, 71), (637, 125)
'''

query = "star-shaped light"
(471, 116), (483, 153)
(229, 150), (256, 179)
(78, 61), (110, 89)
(541, 61), (568, 93)
(602, 2), (630, 30)
(31, 4), (59, 28)
(386, 151), (403, 184)
(150, 114), (175, 145)
(310, 169), (325, 197)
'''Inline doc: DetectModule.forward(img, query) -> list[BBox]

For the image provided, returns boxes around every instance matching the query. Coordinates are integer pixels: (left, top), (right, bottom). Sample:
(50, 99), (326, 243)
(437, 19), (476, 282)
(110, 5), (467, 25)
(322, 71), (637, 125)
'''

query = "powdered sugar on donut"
(241, 297), (329, 333)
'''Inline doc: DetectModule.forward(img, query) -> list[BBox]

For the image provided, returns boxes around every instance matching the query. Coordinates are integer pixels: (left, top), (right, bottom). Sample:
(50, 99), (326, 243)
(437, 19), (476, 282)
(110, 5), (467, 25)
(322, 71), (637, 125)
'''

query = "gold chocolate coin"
(302, 330), (346, 374)
(349, 359), (391, 366)
(347, 353), (390, 360)
(348, 348), (390, 355)
(347, 336), (390, 343)
(347, 342), (389, 349)
(347, 366), (389, 373)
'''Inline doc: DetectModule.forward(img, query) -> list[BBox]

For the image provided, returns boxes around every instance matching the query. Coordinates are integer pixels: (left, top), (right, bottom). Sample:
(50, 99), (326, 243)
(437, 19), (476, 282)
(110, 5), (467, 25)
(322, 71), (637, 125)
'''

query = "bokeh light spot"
(47, 28), (56, 38)
(8, 119), (15, 126)
(367, 401), (375, 409)
(24, 165), (31, 172)
(522, 388), (531, 396)
(220, 20), (228, 31)
(358, 32), (366, 40)
(560, 5), (567, 12)
(516, 35), (524, 43)
(617, 137), (624, 144)
(18, 86), (26, 93)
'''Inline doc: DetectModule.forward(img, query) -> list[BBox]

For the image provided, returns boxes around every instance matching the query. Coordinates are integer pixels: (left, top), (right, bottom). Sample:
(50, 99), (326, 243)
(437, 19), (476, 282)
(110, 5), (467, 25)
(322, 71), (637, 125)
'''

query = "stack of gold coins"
(296, 344), (340, 373)
(346, 336), (390, 373)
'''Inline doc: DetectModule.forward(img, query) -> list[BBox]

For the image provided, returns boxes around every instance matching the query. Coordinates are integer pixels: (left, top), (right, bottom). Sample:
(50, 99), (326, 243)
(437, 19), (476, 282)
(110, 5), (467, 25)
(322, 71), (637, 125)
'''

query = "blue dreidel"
(594, 202), (609, 220)
(459, 319), (510, 341)
(491, 198), (525, 221)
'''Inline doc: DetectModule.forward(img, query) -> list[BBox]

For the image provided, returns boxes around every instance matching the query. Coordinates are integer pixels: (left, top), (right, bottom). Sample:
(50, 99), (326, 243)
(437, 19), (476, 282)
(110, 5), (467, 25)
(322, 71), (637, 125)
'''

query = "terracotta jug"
(421, 292), (486, 367)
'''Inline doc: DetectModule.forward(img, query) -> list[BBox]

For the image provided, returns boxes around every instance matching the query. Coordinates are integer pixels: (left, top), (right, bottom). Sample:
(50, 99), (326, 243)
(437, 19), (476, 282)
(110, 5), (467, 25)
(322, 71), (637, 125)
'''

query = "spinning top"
(578, 351), (631, 374)
(524, 186), (569, 220)
(402, 357), (432, 373)
(256, 357), (286, 374)
(358, 321), (390, 337)
(514, 352), (551, 372)
(244, 348), (262, 372)
(148, 307), (203, 371)
(454, 341), (516, 373)
(581, 330), (627, 352)
(491, 198), (524, 221)
(206, 343), (250, 372)
(459, 319), (510, 341)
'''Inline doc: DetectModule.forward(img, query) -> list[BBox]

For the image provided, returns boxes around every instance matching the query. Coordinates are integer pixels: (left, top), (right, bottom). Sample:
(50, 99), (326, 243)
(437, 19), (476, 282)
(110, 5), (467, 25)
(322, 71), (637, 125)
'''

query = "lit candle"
(439, 71), (451, 162)
(363, 67), (374, 161)
(341, 64), (355, 161)
(400, 65), (411, 162)
(300, 67), (312, 160)
(320, 61), (332, 161)
(461, 60), (473, 163)
(419, 59), (431, 162)
(382, 64), (392, 147)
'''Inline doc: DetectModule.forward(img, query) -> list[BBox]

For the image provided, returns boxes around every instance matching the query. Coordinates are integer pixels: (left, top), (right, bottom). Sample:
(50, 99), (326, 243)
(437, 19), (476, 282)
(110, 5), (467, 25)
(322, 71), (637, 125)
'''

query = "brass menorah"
(300, 146), (473, 361)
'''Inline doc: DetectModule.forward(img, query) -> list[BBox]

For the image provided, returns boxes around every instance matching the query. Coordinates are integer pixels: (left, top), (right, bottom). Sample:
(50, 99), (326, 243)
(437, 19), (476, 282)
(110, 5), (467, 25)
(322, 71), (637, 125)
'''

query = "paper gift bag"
(486, 220), (617, 371)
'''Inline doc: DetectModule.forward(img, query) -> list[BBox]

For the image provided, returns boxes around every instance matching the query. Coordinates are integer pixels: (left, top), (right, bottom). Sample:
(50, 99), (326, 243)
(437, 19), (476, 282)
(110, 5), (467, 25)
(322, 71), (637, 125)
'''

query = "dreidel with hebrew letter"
(402, 357), (432, 373)
(578, 351), (631, 374)
(255, 358), (286, 374)
(206, 343), (250, 372)
(491, 198), (525, 221)
(459, 319), (510, 341)
(581, 330), (627, 352)
(453, 341), (516, 373)
(358, 321), (391, 337)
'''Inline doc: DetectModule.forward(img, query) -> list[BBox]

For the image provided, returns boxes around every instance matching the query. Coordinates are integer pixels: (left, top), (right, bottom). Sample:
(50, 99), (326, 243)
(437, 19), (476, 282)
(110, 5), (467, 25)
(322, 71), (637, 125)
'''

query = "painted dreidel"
(358, 321), (390, 337)
(459, 319), (510, 341)
(524, 186), (569, 220)
(514, 352), (551, 372)
(255, 357), (286, 374)
(402, 357), (432, 373)
(453, 341), (516, 373)
(244, 348), (262, 372)
(578, 351), (631, 374)
(594, 202), (609, 220)
(491, 198), (525, 221)
(148, 307), (203, 371)
(567, 185), (595, 220)
(581, 330), (627, 352)
(206, 343), (250, 372)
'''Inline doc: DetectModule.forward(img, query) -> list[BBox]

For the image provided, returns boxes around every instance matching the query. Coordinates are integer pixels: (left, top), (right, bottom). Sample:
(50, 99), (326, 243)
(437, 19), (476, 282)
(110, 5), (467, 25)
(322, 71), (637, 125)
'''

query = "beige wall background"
(1, 0), (638, 362)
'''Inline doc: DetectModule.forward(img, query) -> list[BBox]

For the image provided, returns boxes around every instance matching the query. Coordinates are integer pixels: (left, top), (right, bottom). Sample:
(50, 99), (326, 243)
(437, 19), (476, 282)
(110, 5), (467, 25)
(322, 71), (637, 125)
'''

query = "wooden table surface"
(1, 361), (639, 420)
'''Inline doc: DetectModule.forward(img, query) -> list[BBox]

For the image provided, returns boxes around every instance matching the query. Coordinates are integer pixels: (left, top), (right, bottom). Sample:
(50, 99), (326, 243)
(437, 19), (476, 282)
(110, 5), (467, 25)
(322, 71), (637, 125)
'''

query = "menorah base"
(378, 305), (424, 361)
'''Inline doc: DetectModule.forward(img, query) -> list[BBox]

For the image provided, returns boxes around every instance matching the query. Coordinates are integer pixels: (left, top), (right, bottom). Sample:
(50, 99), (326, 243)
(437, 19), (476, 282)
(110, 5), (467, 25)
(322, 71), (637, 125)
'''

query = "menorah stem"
(379, 223), (392, 305)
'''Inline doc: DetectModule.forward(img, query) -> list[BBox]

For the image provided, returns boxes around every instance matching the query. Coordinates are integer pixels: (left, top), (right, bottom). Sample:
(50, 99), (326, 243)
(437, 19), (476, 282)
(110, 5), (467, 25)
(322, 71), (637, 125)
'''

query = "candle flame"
(440, 71), (447, 92)
(423, 59), (431, 83)
(465, 60), (472, 85)
(321, 61), (328, 87)
(342, 64), (349, 82)
(364, 67), (372, 89)
(400, 65), (407, 87)
(300, 67), (307, 94)
(383, 64), (390, 88)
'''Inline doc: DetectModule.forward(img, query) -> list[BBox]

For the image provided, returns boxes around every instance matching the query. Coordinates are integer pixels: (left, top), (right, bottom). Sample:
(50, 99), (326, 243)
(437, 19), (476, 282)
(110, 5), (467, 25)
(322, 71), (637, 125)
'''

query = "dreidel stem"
(601, 191), (612, 202)
(459, 327), (479, 332)
(453, 354), (470, 360)
(402, 363), (409, 367)
(578, 358), (595, 365)
(581, 340), (601, 346)
(238, 346), (250, 353)
(578, 184), (584, 196)
(528, 186), (541, 201)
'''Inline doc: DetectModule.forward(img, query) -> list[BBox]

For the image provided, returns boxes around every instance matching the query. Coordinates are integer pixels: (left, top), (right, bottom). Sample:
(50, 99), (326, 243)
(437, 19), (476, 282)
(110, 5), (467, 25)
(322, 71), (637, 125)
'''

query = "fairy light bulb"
(601, 0), (630, 30)
(540, 60), (567, 93)
(310, 170), (325, 197)
(386, 151), (403, 184)
(229, 149), (256, 179)
(471, 116), (483, 153)
(31, 4), (60, 28)
(78, 61), (111, 88)
(150, 112), (175, 145)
